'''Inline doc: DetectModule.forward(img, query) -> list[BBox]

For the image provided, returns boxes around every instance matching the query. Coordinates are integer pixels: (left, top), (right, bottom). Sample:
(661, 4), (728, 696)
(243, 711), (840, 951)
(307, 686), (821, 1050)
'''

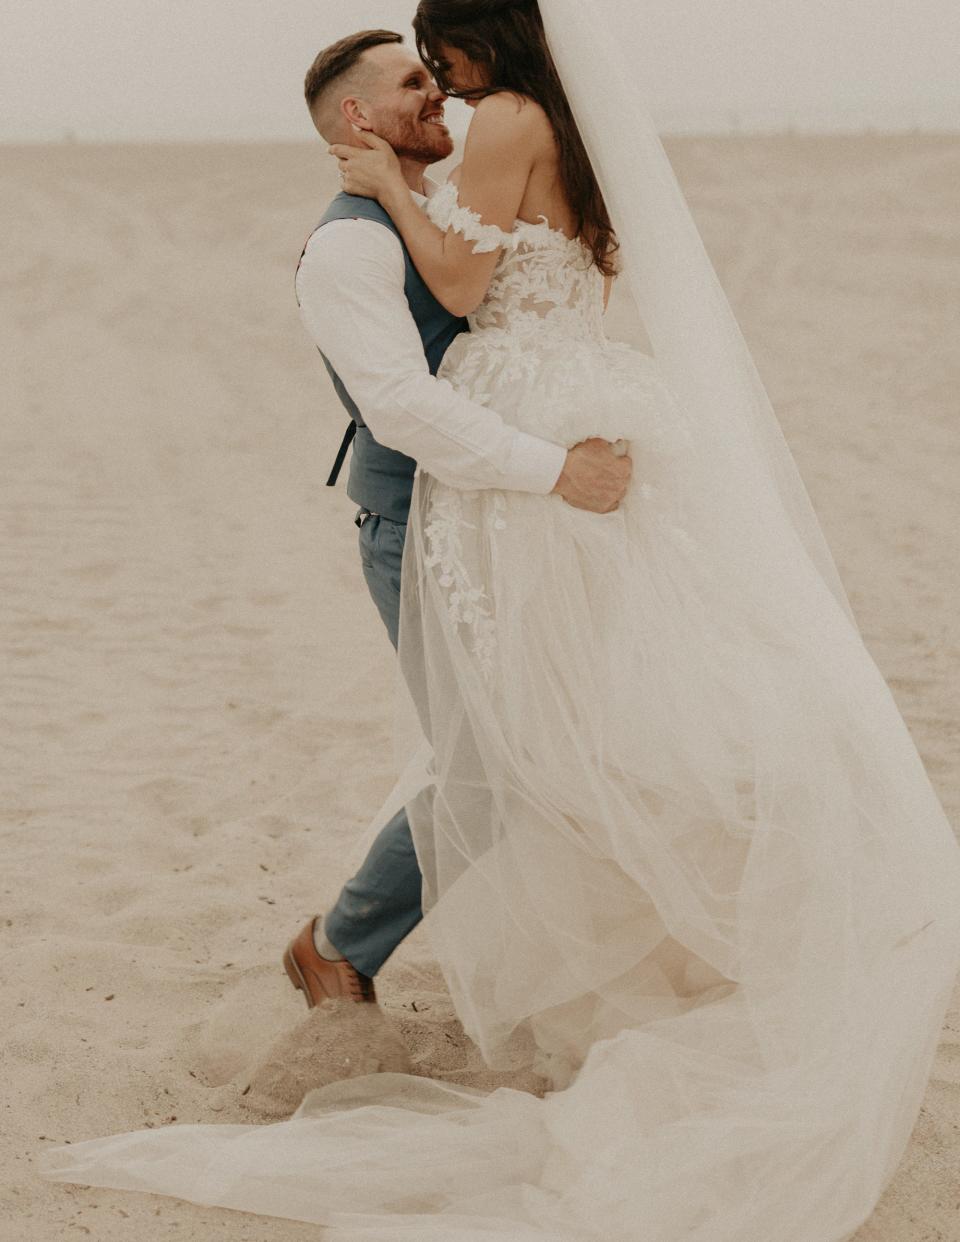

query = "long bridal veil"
(40, 2), (960, 1239)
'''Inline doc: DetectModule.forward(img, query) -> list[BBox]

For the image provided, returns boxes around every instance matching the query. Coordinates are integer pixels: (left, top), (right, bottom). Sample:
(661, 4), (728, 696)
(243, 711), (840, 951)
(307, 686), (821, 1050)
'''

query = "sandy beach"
(2, 136), (958, 1240)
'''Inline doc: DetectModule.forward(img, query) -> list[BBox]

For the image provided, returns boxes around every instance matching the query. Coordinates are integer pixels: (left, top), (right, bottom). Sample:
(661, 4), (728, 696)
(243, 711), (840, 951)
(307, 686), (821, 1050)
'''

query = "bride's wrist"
(380, 179), (408, 214)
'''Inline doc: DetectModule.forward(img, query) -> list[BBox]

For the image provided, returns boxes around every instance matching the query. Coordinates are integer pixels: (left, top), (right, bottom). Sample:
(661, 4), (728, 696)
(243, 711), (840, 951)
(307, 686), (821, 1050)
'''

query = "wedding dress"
(40, 3), (960, 1238)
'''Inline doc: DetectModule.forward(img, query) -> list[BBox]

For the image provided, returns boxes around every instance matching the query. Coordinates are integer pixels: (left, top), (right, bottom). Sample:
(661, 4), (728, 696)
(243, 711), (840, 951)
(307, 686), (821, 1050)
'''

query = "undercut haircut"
(304, 29), (405, 124)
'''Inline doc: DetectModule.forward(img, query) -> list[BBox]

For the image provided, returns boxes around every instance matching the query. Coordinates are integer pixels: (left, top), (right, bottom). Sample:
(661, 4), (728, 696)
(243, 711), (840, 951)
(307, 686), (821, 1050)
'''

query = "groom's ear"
(341, 97), (373, 132)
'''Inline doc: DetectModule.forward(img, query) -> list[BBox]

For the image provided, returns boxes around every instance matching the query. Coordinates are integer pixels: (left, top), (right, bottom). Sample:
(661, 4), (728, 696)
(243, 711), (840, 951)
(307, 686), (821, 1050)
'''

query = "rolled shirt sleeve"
(295, 215), (567, 495)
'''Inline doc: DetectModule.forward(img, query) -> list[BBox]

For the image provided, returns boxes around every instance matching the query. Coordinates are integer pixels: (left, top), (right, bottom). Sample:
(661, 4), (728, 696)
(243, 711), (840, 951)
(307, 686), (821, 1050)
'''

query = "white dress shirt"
(295, 180), (567, 495)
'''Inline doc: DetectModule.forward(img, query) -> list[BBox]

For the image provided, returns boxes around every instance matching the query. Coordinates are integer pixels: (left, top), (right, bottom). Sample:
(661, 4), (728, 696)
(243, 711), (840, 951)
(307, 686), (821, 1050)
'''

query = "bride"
(40, 1), (960, 1239)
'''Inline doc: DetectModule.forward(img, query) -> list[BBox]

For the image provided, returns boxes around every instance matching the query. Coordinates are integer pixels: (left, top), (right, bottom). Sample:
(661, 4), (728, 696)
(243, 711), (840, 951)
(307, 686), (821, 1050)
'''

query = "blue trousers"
(321, 509), (425, 976)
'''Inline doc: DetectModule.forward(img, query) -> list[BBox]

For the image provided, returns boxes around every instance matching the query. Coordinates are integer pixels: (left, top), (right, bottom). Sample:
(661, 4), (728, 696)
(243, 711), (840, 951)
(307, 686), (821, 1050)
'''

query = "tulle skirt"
(40, 330), (960, 1241)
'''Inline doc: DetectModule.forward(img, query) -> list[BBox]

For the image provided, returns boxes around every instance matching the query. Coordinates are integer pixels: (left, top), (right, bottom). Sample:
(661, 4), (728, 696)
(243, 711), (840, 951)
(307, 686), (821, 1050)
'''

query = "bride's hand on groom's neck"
(330, 130), (406, 204)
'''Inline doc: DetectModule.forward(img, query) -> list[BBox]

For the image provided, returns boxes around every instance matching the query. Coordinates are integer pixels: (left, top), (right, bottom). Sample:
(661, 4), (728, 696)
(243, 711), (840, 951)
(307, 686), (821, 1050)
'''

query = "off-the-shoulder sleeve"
(443, 197), (518, 255)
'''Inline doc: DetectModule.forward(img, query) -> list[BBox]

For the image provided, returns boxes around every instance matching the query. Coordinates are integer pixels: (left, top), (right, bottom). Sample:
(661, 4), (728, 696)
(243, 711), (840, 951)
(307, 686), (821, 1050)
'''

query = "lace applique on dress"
(423, 488), (505, 680)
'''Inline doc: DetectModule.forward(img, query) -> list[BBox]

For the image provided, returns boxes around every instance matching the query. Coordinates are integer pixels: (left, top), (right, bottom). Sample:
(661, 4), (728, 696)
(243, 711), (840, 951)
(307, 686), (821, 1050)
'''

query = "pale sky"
(2, 0), (958, 141)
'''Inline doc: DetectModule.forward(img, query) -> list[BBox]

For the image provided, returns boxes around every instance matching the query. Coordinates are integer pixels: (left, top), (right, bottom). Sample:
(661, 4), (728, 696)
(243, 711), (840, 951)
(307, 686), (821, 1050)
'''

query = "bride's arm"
(331, 94), (544, 317)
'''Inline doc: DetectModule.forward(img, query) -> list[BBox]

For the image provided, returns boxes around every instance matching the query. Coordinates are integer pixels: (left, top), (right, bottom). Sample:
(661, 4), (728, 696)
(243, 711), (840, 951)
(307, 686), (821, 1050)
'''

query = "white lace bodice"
(421, 179), (686, 458)
(425, 179), (606, 344)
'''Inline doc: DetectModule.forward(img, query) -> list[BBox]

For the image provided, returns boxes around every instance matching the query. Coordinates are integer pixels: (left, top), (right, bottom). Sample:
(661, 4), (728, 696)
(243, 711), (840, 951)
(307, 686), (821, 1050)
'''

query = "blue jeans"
(321, 509), (425, 976)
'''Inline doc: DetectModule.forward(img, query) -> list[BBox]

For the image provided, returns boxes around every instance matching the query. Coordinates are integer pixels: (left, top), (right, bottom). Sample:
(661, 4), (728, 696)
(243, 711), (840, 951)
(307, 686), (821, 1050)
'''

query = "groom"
(284, 29), (632, 1008)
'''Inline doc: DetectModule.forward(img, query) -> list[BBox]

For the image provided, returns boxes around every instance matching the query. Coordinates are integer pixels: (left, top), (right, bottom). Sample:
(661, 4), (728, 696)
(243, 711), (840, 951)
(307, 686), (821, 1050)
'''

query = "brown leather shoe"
(282, 917), (377, 1008)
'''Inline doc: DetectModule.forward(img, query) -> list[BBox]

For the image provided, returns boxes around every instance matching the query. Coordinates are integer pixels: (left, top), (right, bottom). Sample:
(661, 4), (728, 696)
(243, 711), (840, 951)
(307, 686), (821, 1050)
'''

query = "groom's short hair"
(304, 30), (404, 135)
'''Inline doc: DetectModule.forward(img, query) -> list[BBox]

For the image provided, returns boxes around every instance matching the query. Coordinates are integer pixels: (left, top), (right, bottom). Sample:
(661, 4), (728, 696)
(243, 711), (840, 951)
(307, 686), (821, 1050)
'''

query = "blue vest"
(297, 193), (468, 524)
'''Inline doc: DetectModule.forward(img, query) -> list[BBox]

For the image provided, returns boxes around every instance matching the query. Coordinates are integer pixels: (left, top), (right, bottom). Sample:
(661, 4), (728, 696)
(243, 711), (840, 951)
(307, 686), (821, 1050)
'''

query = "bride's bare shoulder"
(468, 92), (554, 152)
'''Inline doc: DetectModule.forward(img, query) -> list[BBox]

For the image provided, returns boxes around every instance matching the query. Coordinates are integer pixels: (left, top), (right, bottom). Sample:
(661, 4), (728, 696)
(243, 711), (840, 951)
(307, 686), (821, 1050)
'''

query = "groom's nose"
(427, 81), (447, 104)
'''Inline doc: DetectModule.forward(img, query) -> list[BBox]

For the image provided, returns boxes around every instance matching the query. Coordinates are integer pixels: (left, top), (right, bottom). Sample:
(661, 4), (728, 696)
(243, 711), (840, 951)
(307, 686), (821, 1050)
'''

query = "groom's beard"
(378, 112), (453, 165)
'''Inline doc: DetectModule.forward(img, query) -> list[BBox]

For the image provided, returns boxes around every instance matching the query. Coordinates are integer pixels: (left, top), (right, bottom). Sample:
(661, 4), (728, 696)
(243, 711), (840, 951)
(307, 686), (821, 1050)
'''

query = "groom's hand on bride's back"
(552, 438), (633, 514)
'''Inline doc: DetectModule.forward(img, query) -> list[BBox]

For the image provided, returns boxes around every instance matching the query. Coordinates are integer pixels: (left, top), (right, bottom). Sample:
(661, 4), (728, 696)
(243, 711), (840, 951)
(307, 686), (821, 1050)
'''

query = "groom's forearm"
(355, 368), (566, 495)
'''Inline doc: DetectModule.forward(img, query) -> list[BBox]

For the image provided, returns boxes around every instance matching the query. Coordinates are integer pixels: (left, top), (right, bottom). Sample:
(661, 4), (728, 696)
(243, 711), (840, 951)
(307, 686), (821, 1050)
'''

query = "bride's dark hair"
(413, 0), (619, 277)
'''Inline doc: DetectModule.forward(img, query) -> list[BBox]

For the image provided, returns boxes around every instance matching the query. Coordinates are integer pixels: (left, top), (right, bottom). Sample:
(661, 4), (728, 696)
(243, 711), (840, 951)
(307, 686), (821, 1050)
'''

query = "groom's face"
(353, 45), (453, 164)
